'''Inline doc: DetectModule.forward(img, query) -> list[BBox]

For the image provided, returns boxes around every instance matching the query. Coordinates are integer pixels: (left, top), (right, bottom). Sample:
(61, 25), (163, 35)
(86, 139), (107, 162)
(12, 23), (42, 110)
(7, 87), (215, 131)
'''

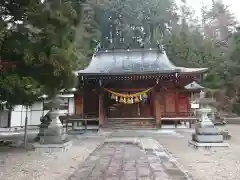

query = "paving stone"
(89, 155), (100, 161)
(89, 170), (103, 177)
(106, 172), (122, 177)
(165, 169), (186, 177)
(70, 142), (188, 180)
(150, 162), (164, 172)
(83, 160), (97, 169)
(71, 167), (91, 179)
(113, 154), (123, 159)
(137, 162), (149, 168)
(123, 163), (136, 170)
(100, 158), (111, 162)
(123, 171), (137, 179)
(155, 177), (171, 180)
(160, 156), (170, 162)
(137, 167), (151, 177)
(162, 161), (176, 169)
(105, 177), (120, 180)
(147, 156), (160, 163)
(154, 171), (170, 180)
(171, 176), (188, 180)
(87, 175), (103, 180)
(138, 177), (152, 180)
(106, 167), (121, 176)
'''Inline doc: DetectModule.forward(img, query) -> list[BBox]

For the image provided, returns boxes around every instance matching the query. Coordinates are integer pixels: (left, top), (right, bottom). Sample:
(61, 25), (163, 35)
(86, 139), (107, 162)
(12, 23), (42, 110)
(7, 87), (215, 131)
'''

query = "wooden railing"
(161, 112), (192, 118)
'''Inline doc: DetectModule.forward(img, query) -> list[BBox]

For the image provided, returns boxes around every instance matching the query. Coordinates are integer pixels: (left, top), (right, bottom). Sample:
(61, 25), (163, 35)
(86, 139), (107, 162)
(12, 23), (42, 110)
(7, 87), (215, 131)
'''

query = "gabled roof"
(184, 81), (204, 90)
(75, 49), (208, 75)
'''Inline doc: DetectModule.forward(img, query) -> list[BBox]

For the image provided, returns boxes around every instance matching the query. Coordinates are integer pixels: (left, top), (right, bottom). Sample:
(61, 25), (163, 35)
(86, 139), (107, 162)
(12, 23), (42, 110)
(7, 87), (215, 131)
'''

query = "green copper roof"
(75, 49), (208, 75)
(184, 81), (204, 90)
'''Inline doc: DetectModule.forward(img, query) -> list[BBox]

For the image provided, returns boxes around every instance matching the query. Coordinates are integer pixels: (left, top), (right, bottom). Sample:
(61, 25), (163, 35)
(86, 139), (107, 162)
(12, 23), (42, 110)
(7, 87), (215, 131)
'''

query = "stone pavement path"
(69, 142), (188, 180)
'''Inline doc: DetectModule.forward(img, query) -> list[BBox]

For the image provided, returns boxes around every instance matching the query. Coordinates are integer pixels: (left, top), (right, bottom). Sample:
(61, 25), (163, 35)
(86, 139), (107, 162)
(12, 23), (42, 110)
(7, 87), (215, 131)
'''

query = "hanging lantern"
(115, 96), (118, 102)
(139, 95), (142, 100)
(124, 97), (127, 104)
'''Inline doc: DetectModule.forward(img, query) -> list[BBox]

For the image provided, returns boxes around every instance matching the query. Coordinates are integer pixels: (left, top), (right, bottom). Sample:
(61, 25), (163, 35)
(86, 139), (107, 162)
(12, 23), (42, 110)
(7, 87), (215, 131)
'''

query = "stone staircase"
(102, 118), (156, 129)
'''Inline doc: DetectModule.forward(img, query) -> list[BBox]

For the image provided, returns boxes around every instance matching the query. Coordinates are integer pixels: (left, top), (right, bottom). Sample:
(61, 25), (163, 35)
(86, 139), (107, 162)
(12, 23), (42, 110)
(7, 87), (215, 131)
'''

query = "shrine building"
(74, 48), (207, 128)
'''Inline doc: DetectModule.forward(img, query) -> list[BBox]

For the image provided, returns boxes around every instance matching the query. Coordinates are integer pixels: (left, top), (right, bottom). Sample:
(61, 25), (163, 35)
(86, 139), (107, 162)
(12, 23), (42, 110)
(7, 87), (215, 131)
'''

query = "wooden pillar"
(175, 91), (179, 116)
(98, 93), (104, 127)
(153, 88), (162, 128)
(187, 92), (191, 116)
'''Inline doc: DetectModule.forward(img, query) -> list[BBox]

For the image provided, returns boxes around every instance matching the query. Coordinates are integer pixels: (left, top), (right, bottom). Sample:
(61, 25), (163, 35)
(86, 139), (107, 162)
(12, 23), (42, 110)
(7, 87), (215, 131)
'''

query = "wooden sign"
(191, 103), (199, 109)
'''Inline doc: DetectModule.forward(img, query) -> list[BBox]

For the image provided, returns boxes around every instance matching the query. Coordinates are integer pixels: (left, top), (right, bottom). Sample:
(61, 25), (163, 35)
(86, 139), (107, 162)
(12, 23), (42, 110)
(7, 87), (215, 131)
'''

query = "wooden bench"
(63, 118), (99, 132)
(161, 117), (199, 128)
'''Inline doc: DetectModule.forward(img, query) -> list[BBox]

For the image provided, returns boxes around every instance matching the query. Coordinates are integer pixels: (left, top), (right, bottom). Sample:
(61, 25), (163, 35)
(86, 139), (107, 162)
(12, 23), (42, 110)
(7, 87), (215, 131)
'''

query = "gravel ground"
(0, 135), (104, 180)
(155, 125), (240, 180)
(1, 126), (240, 180)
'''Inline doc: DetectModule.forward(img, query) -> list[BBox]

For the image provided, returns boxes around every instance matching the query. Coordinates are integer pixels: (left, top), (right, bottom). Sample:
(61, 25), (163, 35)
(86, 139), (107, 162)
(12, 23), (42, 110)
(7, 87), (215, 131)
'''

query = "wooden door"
(75, 96), (83, 116)
(165, 92), (176, 117)
(178, 92), (190, 116)
(83, 91), (99, 117)
(108, 103), (139, 117)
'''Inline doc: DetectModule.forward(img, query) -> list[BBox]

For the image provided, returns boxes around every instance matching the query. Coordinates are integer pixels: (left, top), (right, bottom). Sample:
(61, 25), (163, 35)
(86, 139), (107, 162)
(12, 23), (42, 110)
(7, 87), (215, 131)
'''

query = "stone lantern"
(33, 98), (72, 153)
(184, 81), (204, 117)
(189, 91), (229, 148)
(39, 98), (68, 144)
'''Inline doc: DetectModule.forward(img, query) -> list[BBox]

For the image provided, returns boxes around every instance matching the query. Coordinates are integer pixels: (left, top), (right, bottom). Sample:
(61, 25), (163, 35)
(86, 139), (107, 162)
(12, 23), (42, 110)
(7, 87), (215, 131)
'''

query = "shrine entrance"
(104, 93), (153, 118)
(104, 88), (154, 118)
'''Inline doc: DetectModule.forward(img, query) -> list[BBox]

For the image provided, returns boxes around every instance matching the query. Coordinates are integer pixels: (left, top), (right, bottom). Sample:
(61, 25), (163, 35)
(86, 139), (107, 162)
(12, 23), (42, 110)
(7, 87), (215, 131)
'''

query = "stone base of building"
(33, 140), (72, 153)
(188, 140), (229, 149)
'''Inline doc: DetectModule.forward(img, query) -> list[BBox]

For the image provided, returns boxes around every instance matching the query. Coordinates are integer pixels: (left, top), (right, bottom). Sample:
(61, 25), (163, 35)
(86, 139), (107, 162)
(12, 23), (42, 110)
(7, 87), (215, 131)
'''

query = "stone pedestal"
(33, 141), (72, 153)
(189, 107), (229, 149)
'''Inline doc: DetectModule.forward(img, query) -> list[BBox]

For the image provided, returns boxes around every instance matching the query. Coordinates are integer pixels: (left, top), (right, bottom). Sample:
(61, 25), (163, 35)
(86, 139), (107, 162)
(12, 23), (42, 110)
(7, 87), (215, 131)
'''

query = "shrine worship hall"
(74, 48), (207, 128)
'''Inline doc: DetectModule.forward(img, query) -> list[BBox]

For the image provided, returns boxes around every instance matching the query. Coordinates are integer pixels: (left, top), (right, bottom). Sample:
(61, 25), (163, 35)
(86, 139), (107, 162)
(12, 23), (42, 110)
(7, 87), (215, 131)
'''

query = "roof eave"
(75, 69), (181, 77)
(179, 68), (208, 74)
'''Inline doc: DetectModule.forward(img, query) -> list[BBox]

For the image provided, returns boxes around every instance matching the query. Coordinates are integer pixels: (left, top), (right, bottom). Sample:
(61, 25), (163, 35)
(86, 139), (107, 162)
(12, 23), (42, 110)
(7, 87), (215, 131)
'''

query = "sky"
(186, 0), (240, 21)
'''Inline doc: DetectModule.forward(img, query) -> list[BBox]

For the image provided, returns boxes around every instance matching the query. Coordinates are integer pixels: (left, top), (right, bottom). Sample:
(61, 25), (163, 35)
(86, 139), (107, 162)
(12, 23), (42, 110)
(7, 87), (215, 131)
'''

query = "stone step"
(103, 118), (156, 129)
(106, 122), (156, 124)
(106, 119), (156, 122)
(103, 123), (156, 126)
(102, 125), (156, 129)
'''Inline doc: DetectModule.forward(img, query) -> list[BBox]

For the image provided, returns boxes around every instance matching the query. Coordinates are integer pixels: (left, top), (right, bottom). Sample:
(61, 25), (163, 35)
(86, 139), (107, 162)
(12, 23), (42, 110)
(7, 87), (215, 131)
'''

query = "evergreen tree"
(0, 0), (85, 105)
